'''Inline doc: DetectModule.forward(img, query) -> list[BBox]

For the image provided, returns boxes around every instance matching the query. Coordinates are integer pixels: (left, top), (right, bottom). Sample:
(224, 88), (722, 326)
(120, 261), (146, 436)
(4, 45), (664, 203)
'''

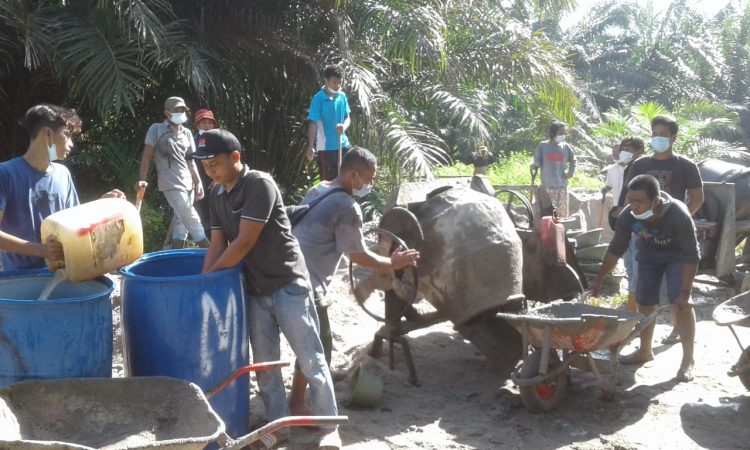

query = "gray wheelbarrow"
(497, 301), (657, 412)
(713, 290), (750, 390)
(0, 361), (347, 449)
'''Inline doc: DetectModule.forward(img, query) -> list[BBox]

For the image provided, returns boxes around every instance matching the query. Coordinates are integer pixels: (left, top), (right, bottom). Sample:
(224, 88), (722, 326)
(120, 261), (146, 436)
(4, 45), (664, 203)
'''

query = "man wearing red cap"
(193, 109), (218, 236)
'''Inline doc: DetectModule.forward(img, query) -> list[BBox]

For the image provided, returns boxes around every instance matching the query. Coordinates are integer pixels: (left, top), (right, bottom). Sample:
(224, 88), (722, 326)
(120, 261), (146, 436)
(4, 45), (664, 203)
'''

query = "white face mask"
(555, 135), (566, 144)
(618, 150), (633, 164)
(198, 129), (205, 135)
(353, 173), (373, 198)
(45, 136), (58, 162)
(651, 136), (670, 153)
(170, 112), (188, 125)
(631, 199), (656, 221)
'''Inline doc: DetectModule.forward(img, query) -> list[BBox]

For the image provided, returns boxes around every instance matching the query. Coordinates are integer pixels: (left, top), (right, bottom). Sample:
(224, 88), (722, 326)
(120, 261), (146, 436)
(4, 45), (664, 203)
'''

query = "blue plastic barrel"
(0, 270), (113, 387)
(120, 249), (249, 439)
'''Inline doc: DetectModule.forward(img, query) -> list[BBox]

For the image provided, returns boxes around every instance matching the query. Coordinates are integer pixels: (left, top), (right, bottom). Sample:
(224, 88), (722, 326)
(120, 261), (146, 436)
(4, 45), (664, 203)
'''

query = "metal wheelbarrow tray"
(713, 290), (750, 390)
(497, 301), (651, 413)
(0, 364), (347, 449)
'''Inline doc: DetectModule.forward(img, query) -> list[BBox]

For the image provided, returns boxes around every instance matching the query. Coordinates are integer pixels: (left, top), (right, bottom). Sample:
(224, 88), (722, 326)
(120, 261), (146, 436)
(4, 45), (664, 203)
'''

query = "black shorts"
(317, 148), (349, 181)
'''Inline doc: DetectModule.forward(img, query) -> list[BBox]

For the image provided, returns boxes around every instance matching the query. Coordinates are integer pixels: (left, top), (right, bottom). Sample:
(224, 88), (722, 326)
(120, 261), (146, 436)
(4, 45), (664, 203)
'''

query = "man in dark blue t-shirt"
(0, 104), (124, 271)
(591, 174), (699, 383)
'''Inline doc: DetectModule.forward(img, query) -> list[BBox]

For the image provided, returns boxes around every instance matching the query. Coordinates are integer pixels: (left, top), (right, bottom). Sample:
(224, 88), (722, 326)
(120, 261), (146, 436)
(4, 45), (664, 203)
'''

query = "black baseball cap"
(193, 129), (242, 159)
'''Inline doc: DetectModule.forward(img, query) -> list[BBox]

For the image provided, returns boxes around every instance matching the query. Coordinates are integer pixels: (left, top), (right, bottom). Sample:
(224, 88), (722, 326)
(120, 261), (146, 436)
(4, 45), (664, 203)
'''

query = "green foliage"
(139, 203), (168, 253)
(434, 152), (602, 190)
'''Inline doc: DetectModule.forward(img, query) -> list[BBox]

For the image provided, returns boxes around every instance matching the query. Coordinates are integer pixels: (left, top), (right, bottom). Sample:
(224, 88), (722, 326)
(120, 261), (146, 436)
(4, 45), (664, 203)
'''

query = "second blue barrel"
(120, 249), (249, 438)
(0, 269), (113, 387)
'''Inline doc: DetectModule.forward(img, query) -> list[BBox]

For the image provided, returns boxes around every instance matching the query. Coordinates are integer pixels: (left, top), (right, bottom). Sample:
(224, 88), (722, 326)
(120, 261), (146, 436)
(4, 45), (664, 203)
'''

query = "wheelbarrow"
(497, 301), (656, 412)
(713, 290), (750, 390)
(0, 361), (347, 449)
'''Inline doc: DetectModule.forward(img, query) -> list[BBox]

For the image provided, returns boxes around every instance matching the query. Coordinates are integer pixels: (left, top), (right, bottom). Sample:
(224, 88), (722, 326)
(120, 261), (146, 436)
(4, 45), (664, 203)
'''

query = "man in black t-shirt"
(196, 129), (341, 449)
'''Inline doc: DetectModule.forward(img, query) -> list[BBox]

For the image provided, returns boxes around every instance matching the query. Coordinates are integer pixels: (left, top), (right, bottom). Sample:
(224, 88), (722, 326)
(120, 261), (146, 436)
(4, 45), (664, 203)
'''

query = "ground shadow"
(330, 328), (677, 449)
(680, 395), (750, 449)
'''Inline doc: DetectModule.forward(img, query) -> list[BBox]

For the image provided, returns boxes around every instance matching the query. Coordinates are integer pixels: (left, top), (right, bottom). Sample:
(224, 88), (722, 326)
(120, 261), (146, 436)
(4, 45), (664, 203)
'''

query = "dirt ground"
(111, 268), (750, 450)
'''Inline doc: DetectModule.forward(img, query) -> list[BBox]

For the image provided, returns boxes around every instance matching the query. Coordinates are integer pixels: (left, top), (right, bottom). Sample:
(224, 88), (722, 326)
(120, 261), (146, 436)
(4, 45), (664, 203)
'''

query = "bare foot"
(619, 349), (655, 365)
(676, 360), (694, 382)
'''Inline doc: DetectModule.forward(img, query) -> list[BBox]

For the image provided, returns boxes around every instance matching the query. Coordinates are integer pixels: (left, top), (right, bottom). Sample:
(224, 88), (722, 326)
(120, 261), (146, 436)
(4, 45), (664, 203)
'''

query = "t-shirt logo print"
(647, 170), (673, 193)
(198, 137), (206, 148)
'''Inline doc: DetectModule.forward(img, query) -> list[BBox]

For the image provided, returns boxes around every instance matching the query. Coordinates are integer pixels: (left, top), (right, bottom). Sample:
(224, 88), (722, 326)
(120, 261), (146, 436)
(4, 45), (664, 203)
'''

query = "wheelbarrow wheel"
(519, 350), (568, 413)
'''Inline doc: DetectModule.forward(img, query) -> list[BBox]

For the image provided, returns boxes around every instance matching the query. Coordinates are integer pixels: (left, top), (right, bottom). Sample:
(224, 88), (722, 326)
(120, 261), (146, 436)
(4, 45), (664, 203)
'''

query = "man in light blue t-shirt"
(305, 65), (352, 181)
(0, 104), (123, 271)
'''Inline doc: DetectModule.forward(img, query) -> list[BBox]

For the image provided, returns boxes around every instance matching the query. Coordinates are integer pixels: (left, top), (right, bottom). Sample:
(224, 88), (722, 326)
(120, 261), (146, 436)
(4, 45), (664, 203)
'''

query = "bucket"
(343, 365), (383, 408)
(120, 249), (249, 439)
(41, 198), (144, 282)
(0, 270), (113, 387)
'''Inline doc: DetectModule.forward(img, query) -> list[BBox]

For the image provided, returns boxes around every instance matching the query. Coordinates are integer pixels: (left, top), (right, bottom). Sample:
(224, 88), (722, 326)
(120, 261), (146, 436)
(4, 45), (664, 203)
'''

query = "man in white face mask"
(288, 146), (419, 417)
(530, 120), (577, 217)
(136, 96), (209, 249)
(590, 174), (699, 383)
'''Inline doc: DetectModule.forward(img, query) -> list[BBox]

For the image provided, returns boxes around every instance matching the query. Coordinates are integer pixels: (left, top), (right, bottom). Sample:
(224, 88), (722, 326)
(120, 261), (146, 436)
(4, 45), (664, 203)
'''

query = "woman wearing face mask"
(590, 174), (699, 383)
(530, 121), (577, 217)
(193, 109), (219, 237)
(136, 96), (209, 249)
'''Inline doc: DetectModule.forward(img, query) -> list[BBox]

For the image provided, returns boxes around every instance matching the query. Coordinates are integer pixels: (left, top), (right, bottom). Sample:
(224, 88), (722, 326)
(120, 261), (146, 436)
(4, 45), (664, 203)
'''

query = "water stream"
(38, 270), (68, 301)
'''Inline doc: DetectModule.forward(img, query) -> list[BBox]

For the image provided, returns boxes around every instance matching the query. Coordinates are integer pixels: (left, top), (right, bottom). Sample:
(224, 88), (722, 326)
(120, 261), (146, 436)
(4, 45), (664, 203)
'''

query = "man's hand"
(101, 189), (126, 199)
(588, 279), (603, 299)
(609, 206), (622, 219)
(134, 180), (148, 192)
(675, 291), (692, 310)
(305, 145), (315, 162)
(336, 123), (345, 135)
(195, 183), (205, 201)
(42, 236), (64, 262)
(390, 247), (420, 270)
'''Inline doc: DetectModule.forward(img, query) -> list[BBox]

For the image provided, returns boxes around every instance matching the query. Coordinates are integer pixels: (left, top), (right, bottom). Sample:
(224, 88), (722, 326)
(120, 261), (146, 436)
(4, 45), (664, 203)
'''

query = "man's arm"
(202, 229), (228, 273)
(685, 186), (704, 216)
(566, 146), (577, 178)
(531, 143), (542, 169)
(0, 210), (62, 261)
(306, 121), (317, 161)
(188, 160), (204, 201)
(349, 247), (419, 271)
(136, 144), (154, 191)
(337, 116), (351, 135)
(206, 220), (265, 273)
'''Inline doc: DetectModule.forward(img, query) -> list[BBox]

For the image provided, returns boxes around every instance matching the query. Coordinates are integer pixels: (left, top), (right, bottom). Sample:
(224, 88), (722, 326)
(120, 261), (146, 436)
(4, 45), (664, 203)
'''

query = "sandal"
(661, 334), (681, 345)
(251, 432), (288, 450)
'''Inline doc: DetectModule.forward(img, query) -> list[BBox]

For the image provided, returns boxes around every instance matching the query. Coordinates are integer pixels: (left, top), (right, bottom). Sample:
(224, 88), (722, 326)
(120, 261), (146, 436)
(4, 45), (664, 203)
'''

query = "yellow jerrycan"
(40, 198), (144, 282)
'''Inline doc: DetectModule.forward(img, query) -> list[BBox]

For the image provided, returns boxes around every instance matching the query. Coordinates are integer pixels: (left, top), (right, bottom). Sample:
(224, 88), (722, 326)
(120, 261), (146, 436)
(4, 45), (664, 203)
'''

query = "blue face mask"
(651, 136), (670, 153)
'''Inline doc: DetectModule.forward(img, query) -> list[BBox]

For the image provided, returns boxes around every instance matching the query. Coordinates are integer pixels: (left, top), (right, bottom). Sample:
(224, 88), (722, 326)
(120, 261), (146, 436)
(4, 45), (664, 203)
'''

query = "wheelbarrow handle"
(219, 415), (349, 450)
(206, 361), (290, 399)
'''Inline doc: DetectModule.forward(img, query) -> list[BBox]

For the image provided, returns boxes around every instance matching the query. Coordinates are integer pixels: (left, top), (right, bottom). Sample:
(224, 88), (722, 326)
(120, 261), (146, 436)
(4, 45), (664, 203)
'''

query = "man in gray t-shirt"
(531, 121), (576, 217)
(288, 146), (420, 415)
(136, 96), (208, 249)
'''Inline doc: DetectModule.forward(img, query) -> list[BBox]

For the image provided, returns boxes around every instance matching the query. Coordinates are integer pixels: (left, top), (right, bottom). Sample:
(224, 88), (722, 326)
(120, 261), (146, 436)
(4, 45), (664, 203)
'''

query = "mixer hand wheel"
(348, 207), (423, 322)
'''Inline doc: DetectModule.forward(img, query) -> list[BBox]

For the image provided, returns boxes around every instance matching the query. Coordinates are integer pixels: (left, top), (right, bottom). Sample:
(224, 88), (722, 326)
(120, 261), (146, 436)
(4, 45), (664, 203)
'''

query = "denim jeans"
(247, 281), (337, 431)
(162, 188), (206, 241)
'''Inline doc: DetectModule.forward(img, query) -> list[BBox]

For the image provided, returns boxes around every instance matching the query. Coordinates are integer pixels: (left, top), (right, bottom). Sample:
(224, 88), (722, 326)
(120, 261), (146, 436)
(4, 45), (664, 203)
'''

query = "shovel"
(135, 185), (146, 213)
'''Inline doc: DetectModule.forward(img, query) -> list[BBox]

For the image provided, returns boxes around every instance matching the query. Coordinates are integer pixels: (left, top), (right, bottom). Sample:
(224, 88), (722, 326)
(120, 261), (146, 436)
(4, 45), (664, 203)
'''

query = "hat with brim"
(193, 129), (242, 160)
(194, 109), (218, 128)
(164, 96), (188, 111)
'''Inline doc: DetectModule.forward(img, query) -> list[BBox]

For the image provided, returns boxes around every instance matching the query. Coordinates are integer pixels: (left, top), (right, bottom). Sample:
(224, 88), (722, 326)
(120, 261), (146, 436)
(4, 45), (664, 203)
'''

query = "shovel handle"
(135, 186), (146, 212)
(206, 361), (290, 398)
